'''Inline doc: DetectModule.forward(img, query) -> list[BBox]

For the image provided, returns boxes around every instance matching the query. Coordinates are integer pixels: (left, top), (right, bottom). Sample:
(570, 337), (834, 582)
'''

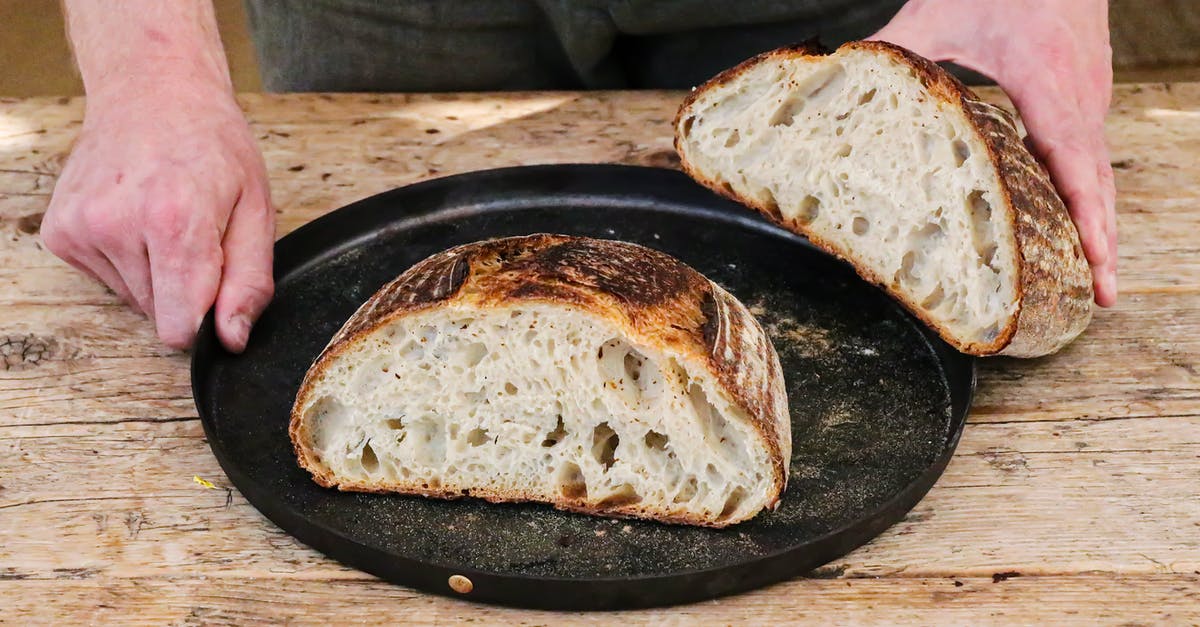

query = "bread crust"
(290, 234), (789, 528)
(674, 40), (1093, 357)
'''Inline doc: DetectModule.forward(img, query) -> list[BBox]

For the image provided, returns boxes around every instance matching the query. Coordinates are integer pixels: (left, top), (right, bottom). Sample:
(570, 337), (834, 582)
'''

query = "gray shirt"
(245, 0), (908, 92)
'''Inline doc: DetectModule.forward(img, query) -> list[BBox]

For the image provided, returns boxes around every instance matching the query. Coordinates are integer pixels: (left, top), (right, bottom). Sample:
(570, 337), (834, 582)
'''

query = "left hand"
(870, 0), (1117, 306)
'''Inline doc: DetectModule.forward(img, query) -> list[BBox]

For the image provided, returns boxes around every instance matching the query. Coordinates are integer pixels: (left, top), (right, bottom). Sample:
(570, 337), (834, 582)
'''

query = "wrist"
(84, 66), (236, 119)
(64, 0), (234, 112)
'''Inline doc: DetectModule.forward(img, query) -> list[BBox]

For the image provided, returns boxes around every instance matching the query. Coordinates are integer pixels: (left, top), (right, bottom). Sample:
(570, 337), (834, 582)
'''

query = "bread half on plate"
(674, 40), (1093, 357)
(290, 234), (789, 527)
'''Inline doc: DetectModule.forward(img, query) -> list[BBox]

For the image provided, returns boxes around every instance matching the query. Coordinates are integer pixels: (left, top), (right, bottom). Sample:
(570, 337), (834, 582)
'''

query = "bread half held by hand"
(674, 40), (1093, 357)
(290, 234), (789, 527)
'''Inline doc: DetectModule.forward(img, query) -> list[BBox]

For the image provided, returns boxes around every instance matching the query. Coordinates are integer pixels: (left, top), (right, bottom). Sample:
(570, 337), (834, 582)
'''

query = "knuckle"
(145, 203), (190, 243)
(79, 206), (127, 248)
(39, 216), (76, 257)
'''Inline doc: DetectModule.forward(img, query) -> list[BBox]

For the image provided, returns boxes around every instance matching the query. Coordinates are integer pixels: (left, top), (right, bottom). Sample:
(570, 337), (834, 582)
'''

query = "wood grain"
(2, 576), (1198, 626)
(1, 85), (1198, 624)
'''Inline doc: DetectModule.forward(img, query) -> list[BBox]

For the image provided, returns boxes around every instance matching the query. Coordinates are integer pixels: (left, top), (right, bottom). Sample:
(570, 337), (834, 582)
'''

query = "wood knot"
(0, 334), (60, 370)
(629, 148), (681, 170)
(16, 212), (44, 235)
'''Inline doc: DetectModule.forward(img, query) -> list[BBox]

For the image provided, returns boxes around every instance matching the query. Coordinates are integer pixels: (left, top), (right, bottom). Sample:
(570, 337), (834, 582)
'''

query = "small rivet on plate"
(448, 574), (473, 594)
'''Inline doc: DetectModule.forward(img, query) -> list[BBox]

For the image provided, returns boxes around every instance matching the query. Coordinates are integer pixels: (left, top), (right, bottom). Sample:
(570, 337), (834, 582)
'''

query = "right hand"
(43, 75), (275, 352)
(871, 0), (1117, 305)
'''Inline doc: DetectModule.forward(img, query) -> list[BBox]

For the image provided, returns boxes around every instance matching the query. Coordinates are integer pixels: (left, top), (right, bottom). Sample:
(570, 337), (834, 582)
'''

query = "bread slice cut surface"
(290, 234), (789, 527)
(675, 41), (1093, 357)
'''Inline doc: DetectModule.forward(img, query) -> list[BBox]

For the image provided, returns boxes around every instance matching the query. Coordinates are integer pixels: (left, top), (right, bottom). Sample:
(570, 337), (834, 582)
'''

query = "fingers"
(105, 242), (156, 319)
(42, 204), (142, 313)
(1023, 131), (1109, 266)
(146, 207), (225, 350)
(56, 242), (141, 314)
(213, 183), (275, 353)
(1007, 73), (1116, 303)
(1090, 131), (1119, 307)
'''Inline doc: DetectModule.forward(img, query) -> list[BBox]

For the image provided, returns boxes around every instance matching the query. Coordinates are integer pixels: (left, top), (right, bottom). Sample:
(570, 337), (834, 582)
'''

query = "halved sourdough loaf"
(290, 234), (789, 527)
(674, 40), (1093, 357)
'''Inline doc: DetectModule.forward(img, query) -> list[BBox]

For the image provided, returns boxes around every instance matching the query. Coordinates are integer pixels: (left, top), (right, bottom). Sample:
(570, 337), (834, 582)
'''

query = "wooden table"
(1, 85), (1198, 625)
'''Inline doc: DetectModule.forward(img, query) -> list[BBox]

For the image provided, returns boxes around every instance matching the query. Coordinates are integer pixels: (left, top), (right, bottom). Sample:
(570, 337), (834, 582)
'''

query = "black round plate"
(192, 164), (974, 610)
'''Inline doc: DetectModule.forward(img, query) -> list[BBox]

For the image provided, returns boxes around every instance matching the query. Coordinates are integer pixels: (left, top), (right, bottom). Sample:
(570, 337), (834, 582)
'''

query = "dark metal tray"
(192, 164), (973, 610)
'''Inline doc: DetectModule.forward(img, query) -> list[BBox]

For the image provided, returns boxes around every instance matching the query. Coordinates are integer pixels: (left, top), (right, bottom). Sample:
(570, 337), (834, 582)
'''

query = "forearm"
(62, 0), (232, 106)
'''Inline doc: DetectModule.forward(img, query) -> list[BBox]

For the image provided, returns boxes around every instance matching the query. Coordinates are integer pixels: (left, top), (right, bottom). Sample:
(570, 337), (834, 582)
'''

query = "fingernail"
(231, 314), (252, 351)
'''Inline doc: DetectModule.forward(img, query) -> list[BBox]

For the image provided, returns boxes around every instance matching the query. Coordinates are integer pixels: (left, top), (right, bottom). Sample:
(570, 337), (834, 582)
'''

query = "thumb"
(214, 184), (276, 353)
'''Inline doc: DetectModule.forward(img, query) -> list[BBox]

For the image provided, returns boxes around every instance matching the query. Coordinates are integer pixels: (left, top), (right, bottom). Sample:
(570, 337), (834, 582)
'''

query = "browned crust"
(289, 234), (789, 528)
(673, 40), (1093, 358)
(304, 478), (738, 529)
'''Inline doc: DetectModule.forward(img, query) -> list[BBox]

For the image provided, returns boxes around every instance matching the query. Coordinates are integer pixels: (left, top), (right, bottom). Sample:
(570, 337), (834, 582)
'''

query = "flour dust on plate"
(191, 164), (973, 610)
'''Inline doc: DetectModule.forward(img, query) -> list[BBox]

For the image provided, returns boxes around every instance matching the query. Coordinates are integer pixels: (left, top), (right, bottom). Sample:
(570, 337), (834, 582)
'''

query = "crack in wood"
(974, 412), (1200, 425)
(1, 415), (198, 429)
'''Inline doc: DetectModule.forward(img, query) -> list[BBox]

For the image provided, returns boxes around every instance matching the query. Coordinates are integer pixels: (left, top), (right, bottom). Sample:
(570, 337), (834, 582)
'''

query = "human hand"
(871, 0), (1117, 306)
(43, 76), (275, 351)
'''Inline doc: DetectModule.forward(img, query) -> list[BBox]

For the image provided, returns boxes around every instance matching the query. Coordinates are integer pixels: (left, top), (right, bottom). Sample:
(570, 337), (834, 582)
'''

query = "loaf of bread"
(290, 234), (789, 527)
(674, 40), (1093, 357)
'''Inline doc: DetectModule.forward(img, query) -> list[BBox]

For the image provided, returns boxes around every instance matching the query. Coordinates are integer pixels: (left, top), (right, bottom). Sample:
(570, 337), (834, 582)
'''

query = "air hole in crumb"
(504, 382), (518, 395)
(796, 195), (820, 224)
(759, 187), (781, 219)
(719, 487), (747, 520)
(913, 219), (946, 246)
(852, 216), (870, 235)
(952, 139), (971, 167)
(723, 129), (740, 148)
(682, 115), (695, 134)
(360, 442), (379, 473)
(591, 422), (619, 470)
(835, 144), (852, 158)
(623, 352), (642, 382)
(385, 418), (404, 430)
(769, 94), (805, 127)
(897, 250), (919, 286)
(674, 476), (699, 503)
(921, 283), (946, 309)
(466, 428), (489, 446)
(858, 88), (877, 105)
(768, 66), (845, 127)
(835, 126), (844, 136)
(461, 342), (487, 367)
(644, 430), (669, 450)
(598, 484), (642, 507)
(967, 190), (998, 268)
(557, 462), (587, 499)
(542, 415), (567, 447)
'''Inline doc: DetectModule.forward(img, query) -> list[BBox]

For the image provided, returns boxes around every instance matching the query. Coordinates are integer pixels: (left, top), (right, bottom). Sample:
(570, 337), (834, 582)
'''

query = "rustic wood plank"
(5, 289), (1197, 423)
(1, 576), (1196, 625)
(2, 413), (1197, 579)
